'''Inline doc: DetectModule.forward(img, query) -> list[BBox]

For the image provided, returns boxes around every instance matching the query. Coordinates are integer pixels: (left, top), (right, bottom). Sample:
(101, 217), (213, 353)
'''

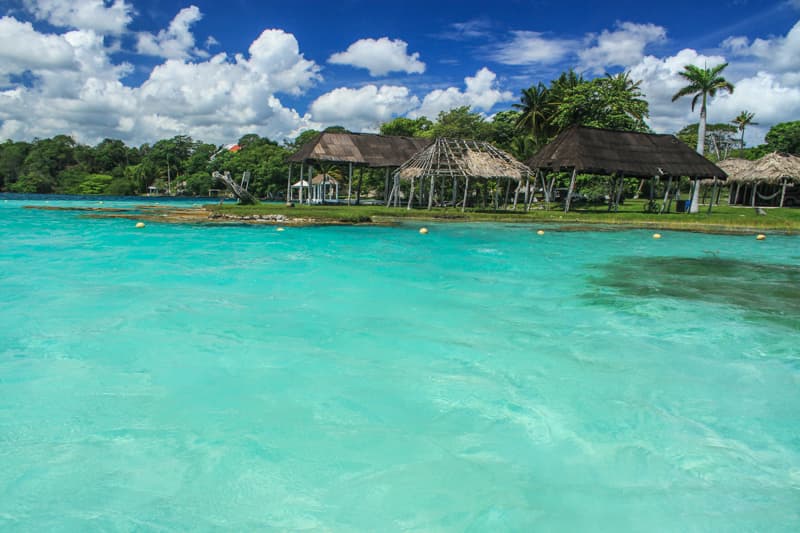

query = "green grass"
(211, 200), (800, 233)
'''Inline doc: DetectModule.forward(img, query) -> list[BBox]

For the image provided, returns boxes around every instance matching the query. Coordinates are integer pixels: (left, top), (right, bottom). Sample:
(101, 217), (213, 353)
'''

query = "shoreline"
(23, 203), (800, 235)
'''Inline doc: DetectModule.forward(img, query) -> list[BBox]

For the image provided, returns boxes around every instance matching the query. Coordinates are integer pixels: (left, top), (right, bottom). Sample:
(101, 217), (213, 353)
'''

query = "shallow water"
(1, 196), (799, 530)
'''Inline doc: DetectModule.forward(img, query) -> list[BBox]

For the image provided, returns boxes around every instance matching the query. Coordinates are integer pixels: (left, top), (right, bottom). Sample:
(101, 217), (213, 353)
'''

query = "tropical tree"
(732, 110), (757, 155)
(671, 62), (735, 212)
(513, 82), (550, 149)
(551, 72), (649, 132)
(764, 120), (800, 155)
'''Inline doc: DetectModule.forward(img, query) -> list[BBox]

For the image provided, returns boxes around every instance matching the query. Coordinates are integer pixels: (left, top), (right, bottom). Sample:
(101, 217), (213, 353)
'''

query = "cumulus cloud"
(309, 85), (418, 131)
(22, 0), (133, 35)
(328, 37), (425, 76)
(410, 67), (513, 119)
(0, 17), (76, 79)
(0, 14), (321, 145)
(136, 5), (208, 60)
(243, 29), (321, 95)
(722, 19), (800, 77)
(491, 31), (576, 65)
(578, 22), (667, 74)
(628, 48), (728, 134)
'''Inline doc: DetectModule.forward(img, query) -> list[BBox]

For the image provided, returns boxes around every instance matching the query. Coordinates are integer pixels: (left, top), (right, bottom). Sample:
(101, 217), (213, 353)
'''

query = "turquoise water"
(1, 196), (799, 530)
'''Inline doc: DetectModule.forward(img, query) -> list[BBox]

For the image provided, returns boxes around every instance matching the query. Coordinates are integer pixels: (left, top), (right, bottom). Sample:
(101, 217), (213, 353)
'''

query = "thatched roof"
(287, 132), (432, 168)
(721, 153), (800, 184)
(528, 125), (727, 179)
(715, 158), (755, 183)
(396, 137), (533, 181)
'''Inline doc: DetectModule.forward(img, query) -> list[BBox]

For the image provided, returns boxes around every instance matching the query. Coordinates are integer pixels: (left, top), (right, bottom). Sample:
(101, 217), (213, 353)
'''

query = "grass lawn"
(211, 199), (800, 233)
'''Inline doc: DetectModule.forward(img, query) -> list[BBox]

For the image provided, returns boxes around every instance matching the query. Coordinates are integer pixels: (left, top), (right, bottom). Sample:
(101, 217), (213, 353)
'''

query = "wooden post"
(384, 168), (390, 202)
(407, 177), (415, 210)
(707, 178), (718, 214)
(347, 163), (353, 206)
(299, 163), (304, 204)
(751, 182), (758, 207)
(356, 167), (364, 205)
(512, 182), (519, 210)
(427, 173), (435, 210)
(284, 164), (290, 202)
(503, 178), (511, 209)
(660, 176), (673, 214)
(780, 179), (788, 207)
(308, 165), (313, 204)
(614, 175), (625, 212)
(523, 173), (530, 208)
(564, 168), (577, 213)
(461, 176), (470, 213)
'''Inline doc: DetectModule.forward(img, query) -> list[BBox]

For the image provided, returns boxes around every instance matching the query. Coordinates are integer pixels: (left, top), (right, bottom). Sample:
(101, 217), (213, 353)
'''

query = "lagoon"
(1, 196), (798, 530)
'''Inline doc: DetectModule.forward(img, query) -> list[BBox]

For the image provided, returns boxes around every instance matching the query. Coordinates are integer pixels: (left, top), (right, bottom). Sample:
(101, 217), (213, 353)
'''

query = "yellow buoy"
(276, 227), (285, 232)
(756, 234), (766, 240)
(537, 230), (545, 235)
(653, 233), (662, 239)
(419, 227), (428, 234)
(135, 222), (145, 228)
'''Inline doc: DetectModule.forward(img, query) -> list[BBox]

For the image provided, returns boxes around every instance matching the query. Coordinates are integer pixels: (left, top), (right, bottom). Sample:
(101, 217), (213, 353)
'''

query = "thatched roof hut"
(287, 132), (431, 168)
(715, 158), (755, 183)
(391, 137), (534, 211)
(724, 153), (800, 207)
(528, 125), (727, 179)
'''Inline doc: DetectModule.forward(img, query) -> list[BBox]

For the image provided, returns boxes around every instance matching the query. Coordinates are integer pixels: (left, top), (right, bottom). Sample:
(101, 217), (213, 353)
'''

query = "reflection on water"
(589, 256), (800, 328)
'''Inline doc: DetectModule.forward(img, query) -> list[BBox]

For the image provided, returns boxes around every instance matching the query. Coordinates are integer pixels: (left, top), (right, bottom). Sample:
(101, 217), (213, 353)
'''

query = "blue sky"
(1, 0), (799, 146)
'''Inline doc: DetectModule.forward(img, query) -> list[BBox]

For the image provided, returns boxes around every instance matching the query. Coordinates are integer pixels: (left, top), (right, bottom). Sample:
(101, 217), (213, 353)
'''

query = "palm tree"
(513, 82), (550, 150)
(732, 110), (757, 156)
(671, 63), (735, 212)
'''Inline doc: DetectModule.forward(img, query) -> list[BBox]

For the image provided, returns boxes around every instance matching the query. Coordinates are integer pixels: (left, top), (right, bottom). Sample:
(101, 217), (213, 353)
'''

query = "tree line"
(1, 66), (798, 198)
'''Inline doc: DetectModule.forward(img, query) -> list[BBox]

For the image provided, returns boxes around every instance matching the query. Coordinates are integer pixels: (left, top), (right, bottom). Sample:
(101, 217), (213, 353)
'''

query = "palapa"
(391, 137), (535, 211)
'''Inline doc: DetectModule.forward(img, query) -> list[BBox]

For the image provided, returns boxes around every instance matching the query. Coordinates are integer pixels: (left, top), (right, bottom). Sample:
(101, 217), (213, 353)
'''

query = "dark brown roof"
(287, 132), (432, 168)
(528, 126), (727, 179)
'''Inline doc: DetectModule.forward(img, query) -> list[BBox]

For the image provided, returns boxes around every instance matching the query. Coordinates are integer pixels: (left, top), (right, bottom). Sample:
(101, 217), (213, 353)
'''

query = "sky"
(1, 0), (799, 147)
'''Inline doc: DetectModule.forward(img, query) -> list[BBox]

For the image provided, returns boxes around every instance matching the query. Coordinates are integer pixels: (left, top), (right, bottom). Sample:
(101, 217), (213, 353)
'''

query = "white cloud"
(0, 16), (321, 146)
(410, 67), (514, 119)
(578, 22), (667, 74)
(629, 48), (729, 134)
(329, 37), (425, 76)
(309, 85), (418, 132)
(0, 16), (76, 79)
(242, 29), (321, 95)
(492, 31), (576, 65)
(22, 0), (133, 35)
(136, 5), (207, 60)
(722, 19), (800, 78)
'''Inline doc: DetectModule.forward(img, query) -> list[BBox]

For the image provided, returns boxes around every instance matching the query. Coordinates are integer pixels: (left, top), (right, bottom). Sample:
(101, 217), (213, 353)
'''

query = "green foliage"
(8, 172), (54, 193)
(78, 174), (113, 195)
(427, 106), (491, 140)
(551, 73), (649, 132)
(676, 123), (738, 159)
(379, 117), (432, 137)
(0, 140), (31, 189)
(764, 120), (800, 154)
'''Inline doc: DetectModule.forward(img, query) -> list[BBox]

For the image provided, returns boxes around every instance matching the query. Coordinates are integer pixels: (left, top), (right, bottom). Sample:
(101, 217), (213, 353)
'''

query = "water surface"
(1, 196), (798, 530)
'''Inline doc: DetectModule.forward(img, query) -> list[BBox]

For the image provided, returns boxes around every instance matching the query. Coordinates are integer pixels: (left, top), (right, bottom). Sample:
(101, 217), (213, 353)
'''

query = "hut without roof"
(391, 137), (536, 211)
(527, 125), (727, 212)
(287, 132), (432, 205)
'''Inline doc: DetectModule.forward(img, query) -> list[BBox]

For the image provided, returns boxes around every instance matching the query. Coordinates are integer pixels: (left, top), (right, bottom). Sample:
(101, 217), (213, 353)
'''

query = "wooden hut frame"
(390, 137), (535, 212)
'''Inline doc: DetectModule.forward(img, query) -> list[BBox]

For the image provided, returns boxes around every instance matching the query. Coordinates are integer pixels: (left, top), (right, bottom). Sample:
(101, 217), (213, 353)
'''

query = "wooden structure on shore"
(392, 137), (536, 211)
(722, 153), (800, 207)
(286, 132), (431, 205)
(528, 126), (727, 213)
(212, 171), (258, 205)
